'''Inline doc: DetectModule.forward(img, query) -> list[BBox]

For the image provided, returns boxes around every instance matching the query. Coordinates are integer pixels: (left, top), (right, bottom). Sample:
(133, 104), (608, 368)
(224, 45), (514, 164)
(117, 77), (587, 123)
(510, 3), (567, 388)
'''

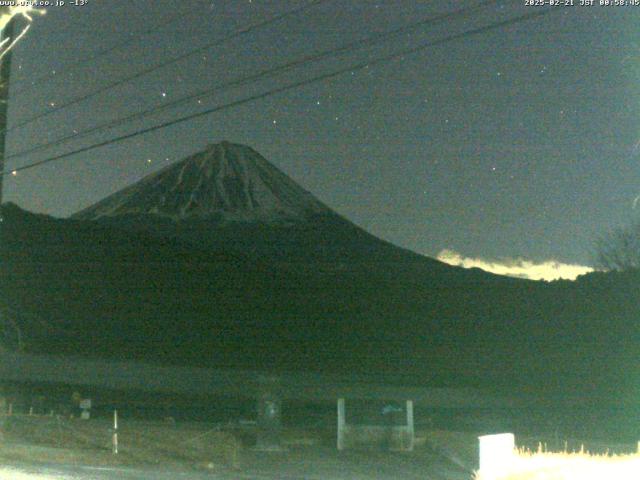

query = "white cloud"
(436, 249), (593, 281)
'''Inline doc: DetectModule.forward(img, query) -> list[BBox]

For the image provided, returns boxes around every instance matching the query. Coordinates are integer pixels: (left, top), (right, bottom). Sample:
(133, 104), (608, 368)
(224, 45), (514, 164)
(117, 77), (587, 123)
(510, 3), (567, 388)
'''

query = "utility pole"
(0, 11), (13, 420)
(0, 15), (14, 214)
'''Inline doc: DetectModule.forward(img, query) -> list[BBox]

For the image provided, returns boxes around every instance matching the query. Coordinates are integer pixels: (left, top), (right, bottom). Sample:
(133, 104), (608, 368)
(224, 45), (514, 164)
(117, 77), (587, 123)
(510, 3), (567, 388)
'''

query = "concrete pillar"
(255, 375), (283, 451)
(337, 398), (345, 451)
(0, 385), (6, 434)
(406, 400), (414, 452)
(79, 399), (91, 420)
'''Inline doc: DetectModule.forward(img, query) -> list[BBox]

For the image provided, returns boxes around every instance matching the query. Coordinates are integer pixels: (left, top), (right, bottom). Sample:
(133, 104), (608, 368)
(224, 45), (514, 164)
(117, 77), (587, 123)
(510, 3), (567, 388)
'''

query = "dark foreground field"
(0, 414), (478, 479)
(1, 413), (638, 479)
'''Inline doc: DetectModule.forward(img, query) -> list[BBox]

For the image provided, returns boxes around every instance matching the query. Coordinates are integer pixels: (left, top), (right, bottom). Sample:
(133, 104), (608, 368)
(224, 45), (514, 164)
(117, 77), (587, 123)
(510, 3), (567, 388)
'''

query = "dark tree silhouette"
(596, 223), (640, 271)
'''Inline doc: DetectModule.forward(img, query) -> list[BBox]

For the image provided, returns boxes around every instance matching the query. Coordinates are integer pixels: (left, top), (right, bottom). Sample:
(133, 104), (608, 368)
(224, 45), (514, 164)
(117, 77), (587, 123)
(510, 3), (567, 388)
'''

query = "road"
(0, 448), (475, 479)
(0, 464), (220, 479)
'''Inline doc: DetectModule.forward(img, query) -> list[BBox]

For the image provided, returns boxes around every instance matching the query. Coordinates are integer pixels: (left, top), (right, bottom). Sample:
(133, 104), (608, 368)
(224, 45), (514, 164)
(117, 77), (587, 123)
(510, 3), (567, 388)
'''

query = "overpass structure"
(0, 351), (512, 451)
(0, 352), (508, 408)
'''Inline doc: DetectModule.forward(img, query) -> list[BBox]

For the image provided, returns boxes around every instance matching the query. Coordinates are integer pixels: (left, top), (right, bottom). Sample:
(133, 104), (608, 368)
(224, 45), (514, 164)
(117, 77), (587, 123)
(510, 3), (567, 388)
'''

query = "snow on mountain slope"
(73, 141), (332, 223)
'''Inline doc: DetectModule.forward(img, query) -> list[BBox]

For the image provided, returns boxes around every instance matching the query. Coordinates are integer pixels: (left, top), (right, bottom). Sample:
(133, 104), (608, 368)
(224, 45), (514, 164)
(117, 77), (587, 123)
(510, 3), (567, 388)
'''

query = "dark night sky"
(3, 0), (640, 272)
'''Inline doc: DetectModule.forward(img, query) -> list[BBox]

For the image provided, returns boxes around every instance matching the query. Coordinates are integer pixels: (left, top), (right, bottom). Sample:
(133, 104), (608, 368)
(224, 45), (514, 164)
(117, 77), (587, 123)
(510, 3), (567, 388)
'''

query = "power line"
(10, 9), (190, 97)
(2, 6), (561, 177)
(2, 0), (330, 135)
(7, 0), (502, 162)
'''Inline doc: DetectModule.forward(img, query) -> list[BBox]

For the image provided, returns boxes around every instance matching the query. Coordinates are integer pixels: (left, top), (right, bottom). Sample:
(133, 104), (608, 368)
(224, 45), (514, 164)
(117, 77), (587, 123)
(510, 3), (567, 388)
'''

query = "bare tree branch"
(595, 223), (640, 271)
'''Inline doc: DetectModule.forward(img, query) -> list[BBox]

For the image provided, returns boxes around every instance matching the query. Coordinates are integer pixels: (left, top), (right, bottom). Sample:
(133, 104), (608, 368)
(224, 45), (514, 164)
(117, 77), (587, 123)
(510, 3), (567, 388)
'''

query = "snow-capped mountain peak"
(73, 141), (331, 223)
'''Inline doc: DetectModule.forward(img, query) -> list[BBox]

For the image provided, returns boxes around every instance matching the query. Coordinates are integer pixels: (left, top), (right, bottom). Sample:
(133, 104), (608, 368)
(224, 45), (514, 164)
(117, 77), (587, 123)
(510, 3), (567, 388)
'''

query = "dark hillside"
(1, 203), (638, 408)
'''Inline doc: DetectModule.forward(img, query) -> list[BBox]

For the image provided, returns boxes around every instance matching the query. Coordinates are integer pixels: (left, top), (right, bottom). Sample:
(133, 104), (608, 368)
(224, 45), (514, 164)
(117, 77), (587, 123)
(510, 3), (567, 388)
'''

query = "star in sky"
(4, 0), (638, 268)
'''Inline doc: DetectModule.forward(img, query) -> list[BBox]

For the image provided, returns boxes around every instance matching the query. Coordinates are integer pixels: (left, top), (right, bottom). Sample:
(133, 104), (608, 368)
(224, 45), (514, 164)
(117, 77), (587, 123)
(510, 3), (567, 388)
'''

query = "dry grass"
(475, 446), (640, 480)
(0, 414), (241, 472)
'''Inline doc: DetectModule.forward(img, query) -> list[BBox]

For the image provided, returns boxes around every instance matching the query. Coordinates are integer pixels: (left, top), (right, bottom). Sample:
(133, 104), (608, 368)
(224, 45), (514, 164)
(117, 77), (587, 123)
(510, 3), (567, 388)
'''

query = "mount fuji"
(74, 141), (331, 224)
(73, 141), (440, 265)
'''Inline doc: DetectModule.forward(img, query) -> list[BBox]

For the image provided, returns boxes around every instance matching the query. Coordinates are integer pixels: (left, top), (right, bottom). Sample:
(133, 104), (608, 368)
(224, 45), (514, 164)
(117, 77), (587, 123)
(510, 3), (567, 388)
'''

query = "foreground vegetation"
(476, 444), (640, 480)
(0, 414), (241, 472)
